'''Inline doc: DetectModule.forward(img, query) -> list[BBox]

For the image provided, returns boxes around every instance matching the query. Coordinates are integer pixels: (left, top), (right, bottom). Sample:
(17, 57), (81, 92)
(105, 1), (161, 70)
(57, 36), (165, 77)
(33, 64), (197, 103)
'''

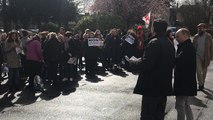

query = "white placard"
(125, 55), (142, 64)
(125, 35), (135, 45)
(16, 47), (24, 55)
(88, 38), (103, 47)
(67, 57), (77, 65)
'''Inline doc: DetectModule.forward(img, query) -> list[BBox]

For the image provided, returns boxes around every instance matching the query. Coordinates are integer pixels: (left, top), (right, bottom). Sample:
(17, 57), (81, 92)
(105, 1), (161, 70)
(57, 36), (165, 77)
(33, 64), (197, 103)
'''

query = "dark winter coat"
(83, 38), (99, 60)
(43, 38), (62, 62)
(133, 34), (175, 96)
(0, 43), (3, 64)
(63, 37), (81, 62)
(174, 39), (197, 96)
(104, 34), (122, 59)
(120, 34), (138, 58)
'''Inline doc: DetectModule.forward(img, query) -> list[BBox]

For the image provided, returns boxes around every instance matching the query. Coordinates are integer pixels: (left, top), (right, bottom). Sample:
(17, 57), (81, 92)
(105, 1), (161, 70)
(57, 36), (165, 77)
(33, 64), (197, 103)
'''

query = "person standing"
(75, 30), (84, 71)
(66, 33), (80, 81)
(94, 29), (104, 65)
(166, 29), (174, 45)
(193, 23), (213, 91)
(4, 30), (22, 91)
(43, 32), (63, 85)
(0, 34), (5, 81)
(0, 33), (8, 78)
(174, 28), (197, 120)
(84, 32), (99, 78)
(103, 29), (122, 70)
(133, 20), (175, 120)
(26, 34), (44, 91)
(20, 29), (30, 79)
(120, 29), (137, 71)
(136, 26), (145, 57)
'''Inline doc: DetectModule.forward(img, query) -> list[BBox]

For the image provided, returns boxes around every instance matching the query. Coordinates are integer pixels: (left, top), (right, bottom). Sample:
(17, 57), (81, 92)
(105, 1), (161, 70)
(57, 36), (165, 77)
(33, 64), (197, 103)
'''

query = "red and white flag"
(142, 12), (151, 28)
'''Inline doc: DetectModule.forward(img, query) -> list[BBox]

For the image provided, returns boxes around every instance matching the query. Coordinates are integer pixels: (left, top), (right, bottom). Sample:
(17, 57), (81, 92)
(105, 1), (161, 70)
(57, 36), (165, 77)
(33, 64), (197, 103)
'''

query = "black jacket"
(174, 39), (197, 96)
(0, 44), (3, 64)
(83, 38), (99, 59)
(43, 38), (63, 62)
(62, 37), (81, 62)
(120, 34), (138, 58)
(68, 37), (81, 57)
(133, 34), (175, 96)
(104, 34), (121, 58)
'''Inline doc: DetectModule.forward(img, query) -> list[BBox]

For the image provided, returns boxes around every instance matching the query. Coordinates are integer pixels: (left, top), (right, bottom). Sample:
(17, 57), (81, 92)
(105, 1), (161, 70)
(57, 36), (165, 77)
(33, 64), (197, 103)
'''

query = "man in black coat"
(174, 28), (197, 120)
(133, 20), (175, 120)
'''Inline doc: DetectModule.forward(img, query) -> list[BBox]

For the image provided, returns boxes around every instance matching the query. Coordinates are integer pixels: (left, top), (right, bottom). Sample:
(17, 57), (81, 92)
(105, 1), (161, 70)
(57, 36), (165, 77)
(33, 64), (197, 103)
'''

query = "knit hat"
(137, 26), (143, 30)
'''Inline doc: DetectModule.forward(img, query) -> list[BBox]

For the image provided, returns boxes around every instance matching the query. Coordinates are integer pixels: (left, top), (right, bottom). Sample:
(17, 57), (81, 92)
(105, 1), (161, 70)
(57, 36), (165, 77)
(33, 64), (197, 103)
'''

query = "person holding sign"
(120, 29), (138, 71)
(83, 31), (99, 79)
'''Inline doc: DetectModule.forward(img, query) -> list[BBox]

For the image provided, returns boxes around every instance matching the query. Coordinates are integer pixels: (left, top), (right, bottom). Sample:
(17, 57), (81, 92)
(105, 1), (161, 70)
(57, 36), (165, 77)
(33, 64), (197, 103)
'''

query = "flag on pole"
(142, 12), (151, 28)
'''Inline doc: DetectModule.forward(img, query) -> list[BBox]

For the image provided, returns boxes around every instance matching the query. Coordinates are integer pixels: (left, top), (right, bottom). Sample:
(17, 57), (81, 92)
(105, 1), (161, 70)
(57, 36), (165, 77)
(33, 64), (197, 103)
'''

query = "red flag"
(142, 12), (151, 28)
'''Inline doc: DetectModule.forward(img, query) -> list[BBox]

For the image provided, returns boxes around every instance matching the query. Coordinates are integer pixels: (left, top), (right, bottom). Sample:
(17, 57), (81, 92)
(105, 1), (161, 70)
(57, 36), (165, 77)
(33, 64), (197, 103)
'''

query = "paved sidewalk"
(165, 62), (213, 120)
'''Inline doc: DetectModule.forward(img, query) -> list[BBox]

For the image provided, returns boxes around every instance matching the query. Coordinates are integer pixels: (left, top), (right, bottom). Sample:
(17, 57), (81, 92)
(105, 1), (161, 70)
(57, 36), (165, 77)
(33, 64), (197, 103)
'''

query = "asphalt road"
(0, 62), (213, 120)
(0, 67), (142, 120)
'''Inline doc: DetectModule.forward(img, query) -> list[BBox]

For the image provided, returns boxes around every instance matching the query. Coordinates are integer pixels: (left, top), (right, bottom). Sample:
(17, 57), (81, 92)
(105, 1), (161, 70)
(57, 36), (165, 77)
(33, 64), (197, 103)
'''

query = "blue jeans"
(175, 96), (193, 120)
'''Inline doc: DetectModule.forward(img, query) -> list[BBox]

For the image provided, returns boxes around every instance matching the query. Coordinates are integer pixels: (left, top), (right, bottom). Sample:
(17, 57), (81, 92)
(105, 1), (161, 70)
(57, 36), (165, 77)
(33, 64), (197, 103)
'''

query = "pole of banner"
(149, 12), (155, 37)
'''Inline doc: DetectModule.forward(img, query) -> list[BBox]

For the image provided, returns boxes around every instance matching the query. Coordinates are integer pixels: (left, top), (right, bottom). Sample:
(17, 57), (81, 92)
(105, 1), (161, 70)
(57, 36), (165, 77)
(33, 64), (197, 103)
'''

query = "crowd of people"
(0, 26), (147, 92)
(0, 20), (213, 120)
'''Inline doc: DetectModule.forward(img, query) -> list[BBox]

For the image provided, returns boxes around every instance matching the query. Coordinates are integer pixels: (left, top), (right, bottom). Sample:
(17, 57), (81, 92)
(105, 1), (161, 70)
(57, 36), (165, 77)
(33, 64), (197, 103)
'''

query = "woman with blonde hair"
(43, 32), (63, 85)
(83, 29), (91, 40)
(103, 28), (122, 70)
(120, 29), (137, 71)
(94, 29), (104, 41)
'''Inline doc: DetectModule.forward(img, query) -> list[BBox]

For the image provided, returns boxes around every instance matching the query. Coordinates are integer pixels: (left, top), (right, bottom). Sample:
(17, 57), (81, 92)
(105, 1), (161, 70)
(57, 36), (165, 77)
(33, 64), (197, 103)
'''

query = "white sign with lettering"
(125, 35), (135, 45)
(88, 38), (103, 46)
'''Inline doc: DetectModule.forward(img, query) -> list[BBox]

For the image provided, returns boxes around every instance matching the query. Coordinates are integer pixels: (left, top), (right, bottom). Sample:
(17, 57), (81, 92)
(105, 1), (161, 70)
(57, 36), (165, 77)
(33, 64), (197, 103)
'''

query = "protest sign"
(125, 35), (135, 44)
(88, 38), (103, 46)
